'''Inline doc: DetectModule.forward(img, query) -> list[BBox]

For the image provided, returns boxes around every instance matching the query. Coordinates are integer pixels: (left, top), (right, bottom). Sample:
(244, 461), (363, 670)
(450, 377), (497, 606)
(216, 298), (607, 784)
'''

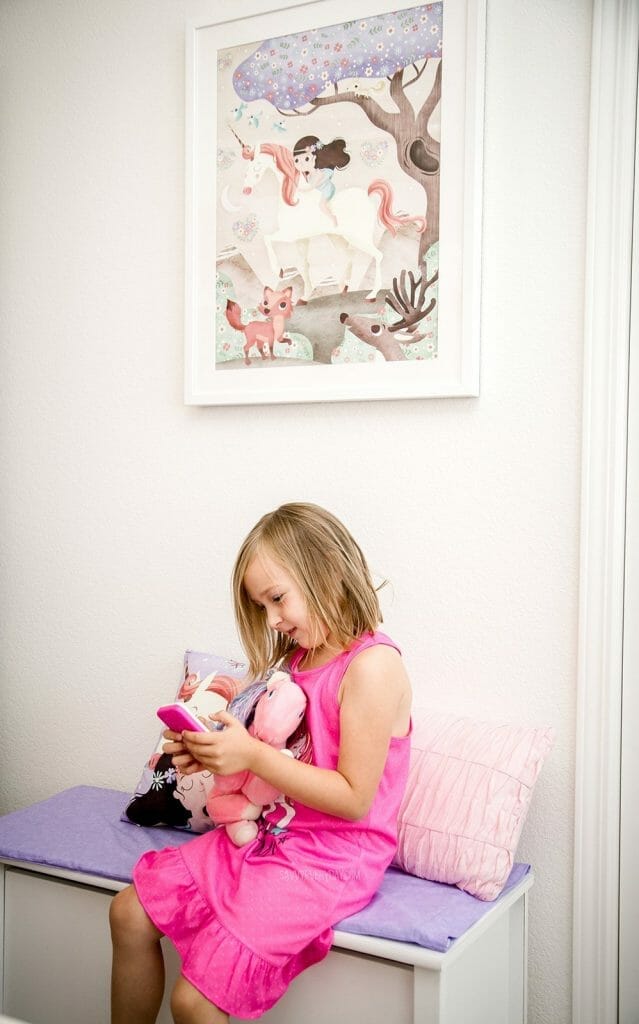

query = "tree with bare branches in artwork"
(231, 3), (443, 269)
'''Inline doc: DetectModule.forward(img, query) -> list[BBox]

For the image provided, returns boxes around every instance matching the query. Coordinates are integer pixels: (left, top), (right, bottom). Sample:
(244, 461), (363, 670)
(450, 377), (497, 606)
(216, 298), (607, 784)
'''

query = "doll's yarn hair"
(227, 680), (268, 729)
(232, 502), (383, 680)
(226, 675), (313, 764)
(293, 135), (350, 171)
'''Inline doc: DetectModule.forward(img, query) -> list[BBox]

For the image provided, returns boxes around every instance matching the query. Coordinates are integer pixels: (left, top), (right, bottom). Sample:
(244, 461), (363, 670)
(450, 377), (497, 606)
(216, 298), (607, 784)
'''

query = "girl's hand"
(162, 728), (206, 775)
(180, 711), (257, 776)
(162, 714), (257, 777)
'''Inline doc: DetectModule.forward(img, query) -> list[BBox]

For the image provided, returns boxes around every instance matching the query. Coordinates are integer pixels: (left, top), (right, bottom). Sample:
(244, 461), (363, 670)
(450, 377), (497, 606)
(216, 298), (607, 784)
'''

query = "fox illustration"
(225, 286), (294, 366)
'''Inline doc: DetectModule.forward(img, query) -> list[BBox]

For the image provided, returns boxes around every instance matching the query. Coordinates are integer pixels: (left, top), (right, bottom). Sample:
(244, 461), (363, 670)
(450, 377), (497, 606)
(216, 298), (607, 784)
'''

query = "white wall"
(0, 1), (591, 1021)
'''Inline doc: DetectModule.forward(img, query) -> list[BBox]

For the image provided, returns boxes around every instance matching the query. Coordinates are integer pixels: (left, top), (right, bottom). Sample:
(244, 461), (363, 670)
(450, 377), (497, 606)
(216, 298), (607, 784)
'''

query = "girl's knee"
(171, 976), (228, 1024)
(109, 884), (161, 944)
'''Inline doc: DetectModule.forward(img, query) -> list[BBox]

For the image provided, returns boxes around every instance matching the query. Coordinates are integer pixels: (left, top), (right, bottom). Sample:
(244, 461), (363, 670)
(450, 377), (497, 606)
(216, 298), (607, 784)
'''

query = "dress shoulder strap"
(288, 648), (306, 672)
(340, 630), (401, 670)
(288, 631), (400, 675)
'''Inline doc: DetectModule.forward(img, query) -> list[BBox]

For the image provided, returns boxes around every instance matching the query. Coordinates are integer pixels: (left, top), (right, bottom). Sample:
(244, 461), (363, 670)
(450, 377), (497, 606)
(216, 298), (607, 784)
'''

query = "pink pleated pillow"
(394, 712), (555, 900)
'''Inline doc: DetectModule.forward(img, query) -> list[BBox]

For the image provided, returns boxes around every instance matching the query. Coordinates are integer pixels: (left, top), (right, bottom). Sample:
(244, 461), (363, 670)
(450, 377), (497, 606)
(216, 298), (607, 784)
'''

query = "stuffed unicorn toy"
(206, 671), (307, 846)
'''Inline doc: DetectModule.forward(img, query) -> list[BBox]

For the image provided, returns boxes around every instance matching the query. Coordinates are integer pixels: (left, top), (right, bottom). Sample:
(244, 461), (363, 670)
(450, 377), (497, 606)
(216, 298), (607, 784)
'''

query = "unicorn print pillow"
(121, 650), (248, 833)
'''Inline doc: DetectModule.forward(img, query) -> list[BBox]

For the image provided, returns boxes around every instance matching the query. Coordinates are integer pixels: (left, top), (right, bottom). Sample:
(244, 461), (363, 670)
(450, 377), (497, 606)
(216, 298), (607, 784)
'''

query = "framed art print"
(185, 0), (485, 405)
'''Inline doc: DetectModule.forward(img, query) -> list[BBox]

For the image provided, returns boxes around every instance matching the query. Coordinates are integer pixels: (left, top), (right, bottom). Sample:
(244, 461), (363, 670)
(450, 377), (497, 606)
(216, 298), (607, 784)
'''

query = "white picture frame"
(185, 0), (485, 405)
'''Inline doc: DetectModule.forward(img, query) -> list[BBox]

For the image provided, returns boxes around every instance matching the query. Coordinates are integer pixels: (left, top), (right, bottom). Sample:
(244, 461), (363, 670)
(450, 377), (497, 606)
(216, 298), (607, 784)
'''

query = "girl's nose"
(266, 606), (282, 630)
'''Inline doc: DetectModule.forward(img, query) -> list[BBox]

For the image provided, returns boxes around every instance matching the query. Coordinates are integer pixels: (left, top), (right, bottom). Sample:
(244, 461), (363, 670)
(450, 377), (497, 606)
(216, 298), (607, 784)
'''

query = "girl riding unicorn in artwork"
(292, 135), (350, 226)
(234, 128), (425, 302)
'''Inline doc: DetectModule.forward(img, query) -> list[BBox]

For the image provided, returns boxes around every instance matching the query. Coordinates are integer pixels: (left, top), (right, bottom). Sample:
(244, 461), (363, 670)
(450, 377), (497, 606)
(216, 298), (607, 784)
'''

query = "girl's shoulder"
(351, 629), (401, 657)
(342, 632), (405, 685)
(339, 637), (412, 733)
(345, 638), (403, 675)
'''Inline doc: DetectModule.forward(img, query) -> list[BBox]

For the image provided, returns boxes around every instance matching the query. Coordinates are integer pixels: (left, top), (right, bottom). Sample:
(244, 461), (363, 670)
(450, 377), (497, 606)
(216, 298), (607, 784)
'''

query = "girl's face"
(293, 148), (316, 178)
(243, 552), (327, 652)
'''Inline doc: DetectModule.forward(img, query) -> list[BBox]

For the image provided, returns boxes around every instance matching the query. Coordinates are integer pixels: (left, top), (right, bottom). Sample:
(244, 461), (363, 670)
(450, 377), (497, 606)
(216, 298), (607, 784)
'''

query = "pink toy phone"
(157, 703), (209, 733)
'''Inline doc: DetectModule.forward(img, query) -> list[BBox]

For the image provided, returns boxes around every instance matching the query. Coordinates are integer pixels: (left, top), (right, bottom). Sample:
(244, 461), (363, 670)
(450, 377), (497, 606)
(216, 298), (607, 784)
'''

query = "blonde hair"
(232, 503), (383, 679)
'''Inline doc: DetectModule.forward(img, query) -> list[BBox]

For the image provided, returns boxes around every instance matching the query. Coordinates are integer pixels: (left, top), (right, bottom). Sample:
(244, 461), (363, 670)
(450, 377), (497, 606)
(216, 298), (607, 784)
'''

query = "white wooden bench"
(0, 788), (532, 1024)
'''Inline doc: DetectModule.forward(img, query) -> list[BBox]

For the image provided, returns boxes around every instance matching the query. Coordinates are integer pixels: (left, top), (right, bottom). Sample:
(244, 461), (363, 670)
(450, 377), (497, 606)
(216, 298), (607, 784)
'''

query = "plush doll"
(206, 670), (307, 846)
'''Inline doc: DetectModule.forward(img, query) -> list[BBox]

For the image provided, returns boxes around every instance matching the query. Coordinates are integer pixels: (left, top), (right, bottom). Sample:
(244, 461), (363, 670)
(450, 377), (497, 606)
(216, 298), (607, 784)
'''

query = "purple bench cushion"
(335, 862), (529, 950)
(0, 787), (193, 882)
(0, 786), (529, 953)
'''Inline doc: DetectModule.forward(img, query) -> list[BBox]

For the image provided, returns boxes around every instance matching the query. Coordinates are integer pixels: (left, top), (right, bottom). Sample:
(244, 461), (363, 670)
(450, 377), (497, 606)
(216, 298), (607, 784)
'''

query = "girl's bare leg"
(110, 885), (165, 1024)
(171, 976), (229, 1024)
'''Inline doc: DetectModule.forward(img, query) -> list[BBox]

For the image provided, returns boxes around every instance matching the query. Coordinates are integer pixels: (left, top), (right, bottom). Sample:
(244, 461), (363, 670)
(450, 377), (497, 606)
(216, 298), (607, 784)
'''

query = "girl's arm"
(168, 645), (411, 821)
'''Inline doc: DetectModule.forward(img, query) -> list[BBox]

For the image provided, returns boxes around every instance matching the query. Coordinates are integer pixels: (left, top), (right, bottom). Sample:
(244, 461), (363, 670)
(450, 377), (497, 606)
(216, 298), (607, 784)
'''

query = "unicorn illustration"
(233, 132), (425, 303)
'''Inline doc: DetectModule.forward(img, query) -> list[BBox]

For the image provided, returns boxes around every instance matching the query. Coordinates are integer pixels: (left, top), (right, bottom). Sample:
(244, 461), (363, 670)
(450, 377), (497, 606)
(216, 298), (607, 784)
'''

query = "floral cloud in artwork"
(230, 3), (443, 110)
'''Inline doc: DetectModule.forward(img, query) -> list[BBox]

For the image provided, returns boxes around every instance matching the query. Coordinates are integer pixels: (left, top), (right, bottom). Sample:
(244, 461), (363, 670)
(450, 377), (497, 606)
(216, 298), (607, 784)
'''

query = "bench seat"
(0, 787), (533, 1024)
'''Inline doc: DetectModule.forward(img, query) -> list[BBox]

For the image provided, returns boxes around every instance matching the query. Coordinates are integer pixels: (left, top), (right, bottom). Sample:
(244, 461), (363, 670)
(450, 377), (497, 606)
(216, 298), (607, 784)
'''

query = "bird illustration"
(353, 81), (386, 97)
(230, 103), (247, 121)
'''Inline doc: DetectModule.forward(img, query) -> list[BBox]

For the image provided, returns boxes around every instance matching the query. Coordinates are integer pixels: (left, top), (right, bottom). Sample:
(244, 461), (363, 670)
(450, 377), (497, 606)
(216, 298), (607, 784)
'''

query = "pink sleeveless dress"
(133, 631), (410, 1019)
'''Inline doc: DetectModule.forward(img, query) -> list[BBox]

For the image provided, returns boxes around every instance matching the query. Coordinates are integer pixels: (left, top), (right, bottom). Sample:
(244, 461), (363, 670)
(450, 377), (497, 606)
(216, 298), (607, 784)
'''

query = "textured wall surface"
(0, 1), (592, 1020)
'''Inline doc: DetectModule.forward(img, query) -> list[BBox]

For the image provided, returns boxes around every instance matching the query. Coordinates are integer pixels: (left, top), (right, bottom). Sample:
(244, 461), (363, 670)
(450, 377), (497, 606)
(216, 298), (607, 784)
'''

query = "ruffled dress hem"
(133, 846), (332, 1020)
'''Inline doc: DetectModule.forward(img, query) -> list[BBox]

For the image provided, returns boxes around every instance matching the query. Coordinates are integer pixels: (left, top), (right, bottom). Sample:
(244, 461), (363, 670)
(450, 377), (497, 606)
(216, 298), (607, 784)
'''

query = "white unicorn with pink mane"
(238, 139), (426, 303)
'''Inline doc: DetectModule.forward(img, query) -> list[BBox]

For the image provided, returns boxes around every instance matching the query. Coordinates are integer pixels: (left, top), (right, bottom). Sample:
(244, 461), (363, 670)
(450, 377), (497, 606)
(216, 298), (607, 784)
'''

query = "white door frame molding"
(573, 2), (638, 1023)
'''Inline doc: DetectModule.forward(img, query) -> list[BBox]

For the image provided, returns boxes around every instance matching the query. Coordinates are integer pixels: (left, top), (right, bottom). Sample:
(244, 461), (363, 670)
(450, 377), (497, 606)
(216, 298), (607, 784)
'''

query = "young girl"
(110, 502), (412, 1024)
(292, 136), (350, 226)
